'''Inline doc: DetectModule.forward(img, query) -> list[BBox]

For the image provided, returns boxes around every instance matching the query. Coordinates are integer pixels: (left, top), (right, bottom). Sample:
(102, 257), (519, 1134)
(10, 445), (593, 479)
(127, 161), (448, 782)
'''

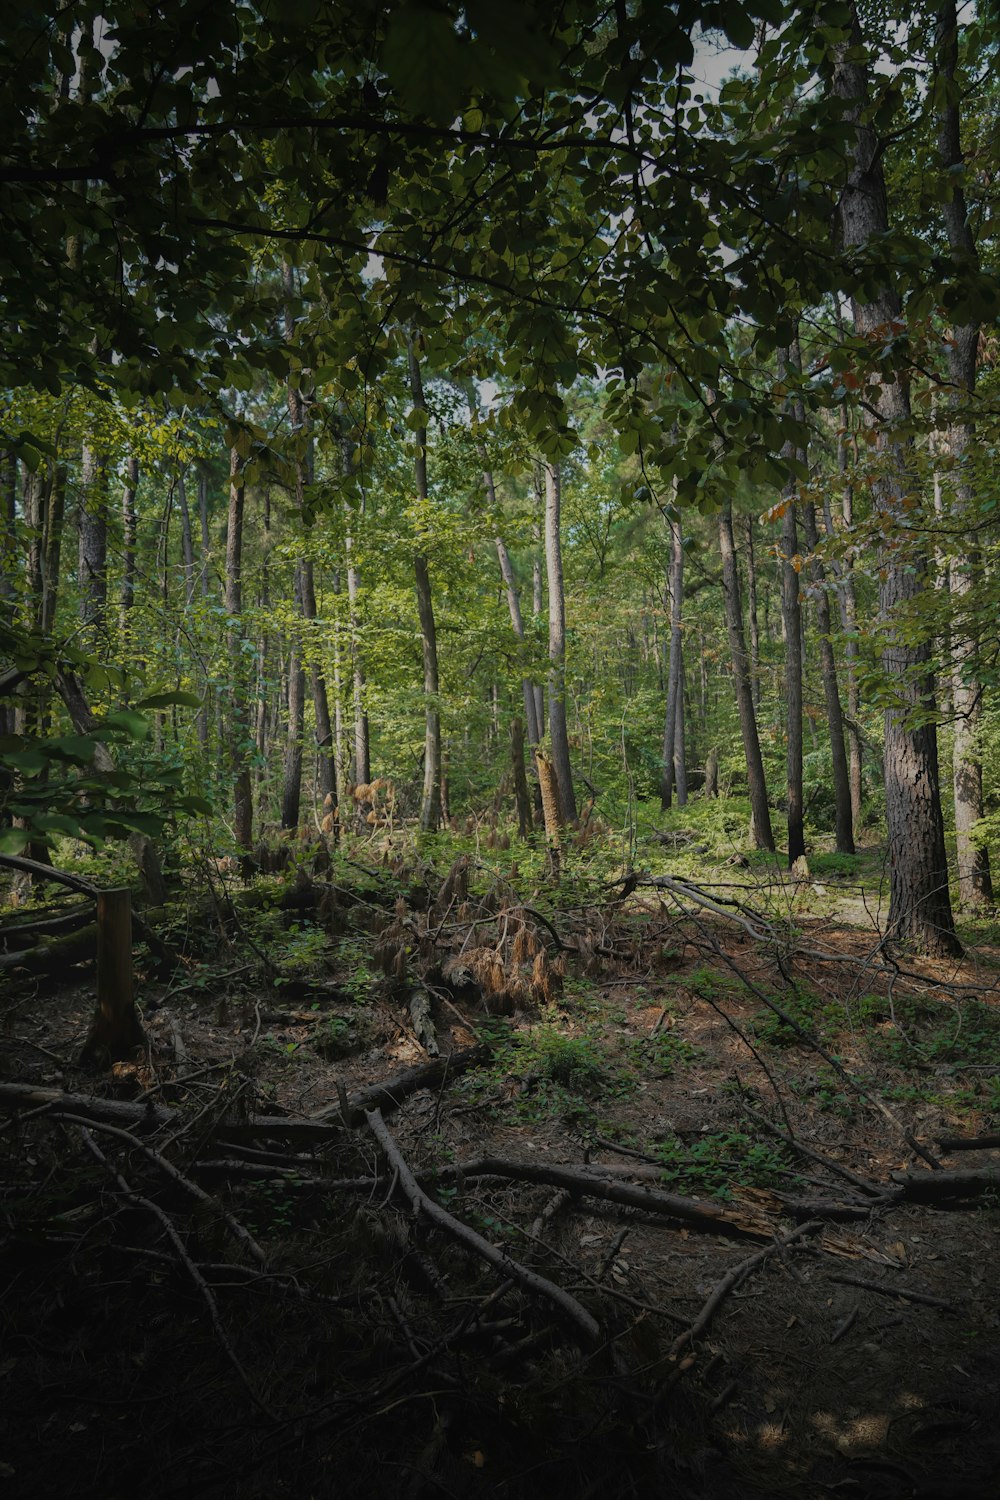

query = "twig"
(741, 1104), (884, 1197)
(55, 1111), (266, 1264)
(668, 1220), (823, 1359)
(364, 1108), (605, 1354)
(825, 1273), (959, 1312)
(830, 1307), (858, 1344)
(76, 1126), (276, 1416)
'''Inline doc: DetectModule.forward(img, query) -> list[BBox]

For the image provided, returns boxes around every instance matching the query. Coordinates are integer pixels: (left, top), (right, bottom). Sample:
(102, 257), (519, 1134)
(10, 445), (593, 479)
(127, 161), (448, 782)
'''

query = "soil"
(2, 861), (999, 1499)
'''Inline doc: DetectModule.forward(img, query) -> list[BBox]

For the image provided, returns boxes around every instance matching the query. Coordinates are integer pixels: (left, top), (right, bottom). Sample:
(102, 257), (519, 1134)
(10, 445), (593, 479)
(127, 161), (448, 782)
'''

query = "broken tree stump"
(80, 887), (147, 1069)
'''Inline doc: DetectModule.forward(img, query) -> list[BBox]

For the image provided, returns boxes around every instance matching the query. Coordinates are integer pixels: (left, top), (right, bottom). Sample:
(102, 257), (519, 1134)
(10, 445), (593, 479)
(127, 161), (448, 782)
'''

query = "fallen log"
(936, 1133), (1000, 1152)
(0, 922), (98, 974)
(890, 1165), (1000, 1201)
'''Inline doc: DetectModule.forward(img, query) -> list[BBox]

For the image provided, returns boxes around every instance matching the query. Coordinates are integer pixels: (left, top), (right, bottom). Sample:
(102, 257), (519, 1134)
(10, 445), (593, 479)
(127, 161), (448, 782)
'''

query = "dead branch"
(313, 1044), (492, 1123)
(741, 1104), (886, 1198)
(935, 1133), (1000, 1152)
(364, 1108), (606, 1354)
(669, 1221), (823, 1358)
(890, 1164), (1000, 1201)
(55, 1111), (266, 1264)
(825, 1273), (959, 1312)
(432, 1157), (771, 1239)
(76, 1125), (276, 1417)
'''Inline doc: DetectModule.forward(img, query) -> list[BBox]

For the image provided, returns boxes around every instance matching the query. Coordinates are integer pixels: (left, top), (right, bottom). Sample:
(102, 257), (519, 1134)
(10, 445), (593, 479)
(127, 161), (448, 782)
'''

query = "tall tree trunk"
(936, 0), (993, 907)
(120, 455), (138, 634)
(831, 13), (960, 954)
(801, 503), (855, 854)
(407, 335), (441, 832)
(281, 564), (306, 831)
(177, 471), (195, 607)
(1, 460), (17, 737)
(194, 467), (212, 750)
(41, 463), (66, 637)
(778, 346), (805, 868)
(532, 464), (545, 740)
(544, 461), (577, 823)
(744, 514), (762, 711)
(661, 515), (686, 808)
(78, 445), (107, 635)
(832, 395), (864, 836)
(225, 447), (253, 853)
(494, 527), (542, 748)
(344, 527), (369, 786)
(718, 500), (774, 850)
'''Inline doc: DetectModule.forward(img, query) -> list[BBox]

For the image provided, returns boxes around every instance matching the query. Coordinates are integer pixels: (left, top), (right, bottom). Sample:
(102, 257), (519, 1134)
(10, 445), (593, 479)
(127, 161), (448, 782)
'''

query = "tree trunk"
(718, 500), (774, 850)
(494, 527), (542, 748)
(744, 514), (762, 711)
(544, 461), (577, 823)
(802, 503), (855, 854)
(532, 464), (545, 740)
(281, 563), (306, 831)
(936, 0), (993, 907)
(344, 527), (370, 786)
(832, 396), (864, 837)
(120, 455), (138, 635)
(407, 335), (441, 832)
(777, 348), (805, 868)
(511, 718), (532, 839)
(831, 12), (960, 954)
(177, 470), (196, 607)
(225, 447), (253, 853)
(661, 515), (687, 808)
(78, 444), (107, 634)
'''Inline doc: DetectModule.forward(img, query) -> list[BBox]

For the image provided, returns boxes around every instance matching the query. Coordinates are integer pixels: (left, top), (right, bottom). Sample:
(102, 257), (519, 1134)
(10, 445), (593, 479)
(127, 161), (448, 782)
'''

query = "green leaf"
(0, 828), (29, 856)
(135, 690), (202, 710)
(100, 710), (151, 741)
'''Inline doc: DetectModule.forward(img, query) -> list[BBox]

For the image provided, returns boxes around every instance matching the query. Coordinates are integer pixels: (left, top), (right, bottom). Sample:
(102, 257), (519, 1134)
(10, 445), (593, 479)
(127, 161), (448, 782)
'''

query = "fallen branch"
(313, 1044), (492, 1123)
(433, 1157), (771, 1239)
(364, 1108), (606, 1355)
(77, 1125), (276, 1416)
(825, 1272), (959, 1312)
(741, 1104), (886, 1198)
(890, 1164), (1000, 1201)
(935, 1133), (1000, 1152)
(669, 1220), (822, 1358)
(56, 1111), (266, 1265)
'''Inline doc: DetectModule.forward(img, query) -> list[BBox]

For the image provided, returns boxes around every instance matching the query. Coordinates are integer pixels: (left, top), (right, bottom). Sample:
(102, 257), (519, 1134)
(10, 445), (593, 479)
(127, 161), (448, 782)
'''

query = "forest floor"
(2, 824), (1000, 1499)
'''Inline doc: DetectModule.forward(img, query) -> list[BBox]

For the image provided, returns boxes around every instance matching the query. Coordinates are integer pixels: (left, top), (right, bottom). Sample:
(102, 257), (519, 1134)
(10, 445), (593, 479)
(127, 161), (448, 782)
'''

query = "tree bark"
(718, 501), (774, 849)
(407, 335), (442, 832)
(801, 503), (855, 854)
(661, 515), (687, 808)
(777, 345), (806, 868)
(494, 527), (542, 749)
(744, 514), (762, 710)
(544, 461), (577, 823)
(0, 459), (15, 736)
(935, 0), (993, 907)
(831, 12), (960, 954)
(225, 446), (253, 853)
(511, 718), (532, 838)
(78, 444), (107, 635)
(120, 455), (138, 633)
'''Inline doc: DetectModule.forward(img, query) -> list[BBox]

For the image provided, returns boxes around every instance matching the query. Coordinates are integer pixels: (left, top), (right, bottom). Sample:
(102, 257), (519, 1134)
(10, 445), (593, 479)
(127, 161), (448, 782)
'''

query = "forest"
(2, 1), (1000, 1496)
